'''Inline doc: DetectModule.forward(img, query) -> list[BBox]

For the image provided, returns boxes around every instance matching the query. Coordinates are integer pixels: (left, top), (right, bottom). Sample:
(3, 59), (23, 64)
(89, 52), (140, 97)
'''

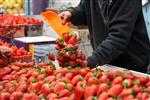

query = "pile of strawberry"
(0, 63), (150, 100)
(0, 14), (43, 37)
(0, 40), (32, 66)
(49, 32), (88, 67)
(0, 14), (43, 26)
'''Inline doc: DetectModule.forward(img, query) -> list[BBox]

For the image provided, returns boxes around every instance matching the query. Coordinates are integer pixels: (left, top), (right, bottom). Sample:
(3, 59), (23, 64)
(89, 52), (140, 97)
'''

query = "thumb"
(62, 14), (69, 25)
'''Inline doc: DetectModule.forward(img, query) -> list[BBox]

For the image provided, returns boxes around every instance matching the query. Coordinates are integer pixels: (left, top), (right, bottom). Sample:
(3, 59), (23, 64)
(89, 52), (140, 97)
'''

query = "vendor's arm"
(67, 0), (87, 25)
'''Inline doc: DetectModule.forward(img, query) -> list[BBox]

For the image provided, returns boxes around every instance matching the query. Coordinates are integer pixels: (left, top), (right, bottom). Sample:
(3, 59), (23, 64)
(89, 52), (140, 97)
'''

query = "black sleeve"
(67, 0), (87, 25)
(87, 0), (141, 68)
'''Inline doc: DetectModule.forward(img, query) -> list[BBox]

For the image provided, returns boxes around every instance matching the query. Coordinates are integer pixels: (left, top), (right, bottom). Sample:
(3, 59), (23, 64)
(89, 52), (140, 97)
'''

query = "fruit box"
(100, 64), (150, 77)
(0, 24), (25, 38)
(0, 24), (43, 38)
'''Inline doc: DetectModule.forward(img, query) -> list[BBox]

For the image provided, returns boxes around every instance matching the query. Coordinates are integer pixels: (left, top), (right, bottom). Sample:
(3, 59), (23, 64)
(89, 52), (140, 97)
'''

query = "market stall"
(0, 1), (150, 100)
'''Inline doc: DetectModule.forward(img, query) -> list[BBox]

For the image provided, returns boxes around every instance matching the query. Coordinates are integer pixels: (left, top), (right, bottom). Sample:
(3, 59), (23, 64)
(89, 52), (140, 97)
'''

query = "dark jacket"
(68, 0), (150, 73)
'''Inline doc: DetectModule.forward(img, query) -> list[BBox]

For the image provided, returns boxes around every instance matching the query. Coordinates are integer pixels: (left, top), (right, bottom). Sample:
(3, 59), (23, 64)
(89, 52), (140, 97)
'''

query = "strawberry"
(107, 70), (123, 79)
(71, 68), (79, 76)
(111, 76), (123, 85)
(69, 60), (77, 67)
(0, 92), (10, 100)
(72, 75), (83, 85)
(98, 75), (109, 84)
(122, 79), (132, 88)
(65, 73), (74, 80)
(139, 76), (149, 87)
(58, 89), (71, 98)
(62, 33), (71, 42)
(10, 92), (23, 100)
(74, 82), (85, 100)
(47, 93), (57, 100)
(17, 83), (27, 92)
(108, 84), (123, 97)
(97, 83), (109, 96)
(60, 67), (68, 76)
(59, 97), (70, 100)
(141, 92), (149, 100)
(79, 68), (88, 77)
(84, 72), (92, 81)
(48, 53), (55, 61)
(40, 83), (52, 96)
(98, 92), (109, 100)
(22, 93), (32, 100)
(54, 82), (66, 94)
(11, 65), (20, 71)
(44, 76), (56, 83)
(87, 77), (98, 86)
(68, 37), (77, 45)
(70, 54), (76, 60)
(84, 85), (97, 99)
(119, 88), (136, 97)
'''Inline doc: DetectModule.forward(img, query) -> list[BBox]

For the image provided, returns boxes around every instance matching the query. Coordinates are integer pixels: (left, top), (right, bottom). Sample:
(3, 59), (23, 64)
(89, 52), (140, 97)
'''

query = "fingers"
(58, 11), (72, 25)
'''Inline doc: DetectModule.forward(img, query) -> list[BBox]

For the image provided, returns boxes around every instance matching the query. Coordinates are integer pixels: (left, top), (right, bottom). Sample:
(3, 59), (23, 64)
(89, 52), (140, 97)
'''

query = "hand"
(0, 46), (12, 63)
(58, 11), (72, 25)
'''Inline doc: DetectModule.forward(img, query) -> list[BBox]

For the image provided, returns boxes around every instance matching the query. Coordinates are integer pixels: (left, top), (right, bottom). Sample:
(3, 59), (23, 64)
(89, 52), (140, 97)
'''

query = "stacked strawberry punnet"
(53, 32), (88, 67)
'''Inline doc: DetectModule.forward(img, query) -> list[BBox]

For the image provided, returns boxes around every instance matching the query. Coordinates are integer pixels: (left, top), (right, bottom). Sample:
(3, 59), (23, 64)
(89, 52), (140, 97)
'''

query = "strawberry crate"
(12, 53), (32, 63)
(25, 24), (43, 37)
(0, 24), (25, 38)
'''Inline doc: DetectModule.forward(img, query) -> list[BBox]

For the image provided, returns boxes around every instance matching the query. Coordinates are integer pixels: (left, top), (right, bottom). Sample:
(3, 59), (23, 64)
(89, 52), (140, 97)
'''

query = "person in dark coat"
(59, 0), (150, 73)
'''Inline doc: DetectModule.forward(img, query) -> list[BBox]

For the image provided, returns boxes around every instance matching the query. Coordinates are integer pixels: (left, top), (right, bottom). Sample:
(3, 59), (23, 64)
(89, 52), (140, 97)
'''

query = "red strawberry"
(11, 65), (20, 71)
(79, 68), (88, 77)
(84, 72), (92, 81)
(97, 83), (109, 96)
(70, 54), (76, 60)
(87, 77), (98, 86)
(59, 97), (70, 100)
(0, 92), (10, 100)
(44, 76), (56, 83)
(98, 75), (109, 84)
(71, 69), (79, 76)
(54, 82), (66, 94)
(10, 92), (23, 100)
(48, 53), (55, 61)
(47, 93), (57, 100)
(98, 92), (109, 100)
(141, 92), (149, 100)
(111, 76), (123, 85)
(107, 70), (123, 79)
(72, 75), (83, 85)
(122, 79), (132, 88)
(74, 82), (85, 100)
(68, 37), (77, 45)
(62, 33), (71, 42)
(41, 83), (52, 96)
(69, 60), (77, 67)
(65, 73), (74, 80)
(108, 84), (123, 97)
(22, 93), (32, 100)
(59, 89), (71, 98)
(139, 76), (149, 86)
(84, 85), (97, 99)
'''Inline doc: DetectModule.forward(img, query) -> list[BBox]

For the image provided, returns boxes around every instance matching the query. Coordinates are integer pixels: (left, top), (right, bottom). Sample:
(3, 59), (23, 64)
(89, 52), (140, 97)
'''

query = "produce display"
(0, 0), (24, 14)
(0, 40), (32, 66)
(0, 32), (150, 100)
(0, 14), (43, 38)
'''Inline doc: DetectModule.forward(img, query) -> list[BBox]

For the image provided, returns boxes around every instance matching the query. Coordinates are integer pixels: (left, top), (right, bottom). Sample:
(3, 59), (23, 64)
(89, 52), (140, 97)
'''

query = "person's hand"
(0, 46), (12, 63)
(58, 11), (72, 25)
